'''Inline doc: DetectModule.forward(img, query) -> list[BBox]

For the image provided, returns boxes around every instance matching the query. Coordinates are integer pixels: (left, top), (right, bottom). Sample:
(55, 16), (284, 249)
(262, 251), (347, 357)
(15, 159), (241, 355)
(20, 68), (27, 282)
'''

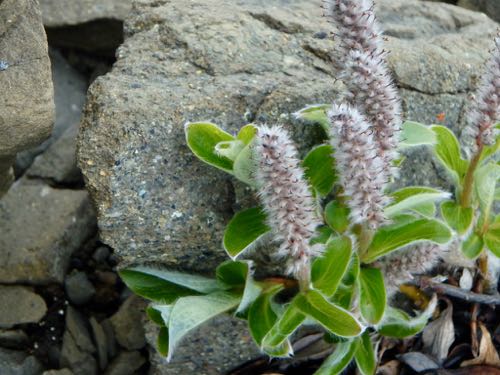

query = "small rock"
(100, 319), (118, 359)
(89, 317), (108, 370)
(0, 330), (29, 349)
(0, 348), (43, 375)
(64, 271), (96, 305)
(109, 295), (146, 350)
(92, 247), (110, 263)
(26, 124), (82, 185)
(60, 306), (97, 375)
(0, 286), (47, 328)
(104, 351), (145, 375)
(43, 369), (73, 375)
(0, 183), (96, 284)
(458, 0), (500, 23)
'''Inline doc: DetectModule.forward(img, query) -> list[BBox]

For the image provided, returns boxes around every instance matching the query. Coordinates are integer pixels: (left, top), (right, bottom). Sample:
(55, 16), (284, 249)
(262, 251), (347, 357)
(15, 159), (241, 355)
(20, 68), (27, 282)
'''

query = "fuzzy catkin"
(254, 125), (321, 278)
(324, 0), (401, 178)
(380, 242), (443, 296)
(462, 36), (500, 156)
(328, 103), (388, 229)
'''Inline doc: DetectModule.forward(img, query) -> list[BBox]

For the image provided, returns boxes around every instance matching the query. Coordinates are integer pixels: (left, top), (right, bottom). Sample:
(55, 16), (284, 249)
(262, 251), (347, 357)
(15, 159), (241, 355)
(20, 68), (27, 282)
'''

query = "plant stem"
(460, 145), (483, 207)
(298, 262), (311, 293)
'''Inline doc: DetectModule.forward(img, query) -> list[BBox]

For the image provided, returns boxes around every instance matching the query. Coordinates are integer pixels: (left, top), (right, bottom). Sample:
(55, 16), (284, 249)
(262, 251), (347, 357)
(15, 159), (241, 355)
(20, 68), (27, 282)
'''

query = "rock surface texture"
(0, 0), (55, 196)
(39, 0), (132, 54)
(458, 0), (500, 23)
(77, 0), (498, 373)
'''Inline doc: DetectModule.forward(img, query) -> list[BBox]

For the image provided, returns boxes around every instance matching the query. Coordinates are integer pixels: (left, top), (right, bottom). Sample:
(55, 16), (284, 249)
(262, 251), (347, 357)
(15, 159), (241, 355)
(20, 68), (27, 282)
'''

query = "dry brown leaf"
(423, 301), (455, 363)
(377, 360), (400, 375)
(462, 323), (500, 367)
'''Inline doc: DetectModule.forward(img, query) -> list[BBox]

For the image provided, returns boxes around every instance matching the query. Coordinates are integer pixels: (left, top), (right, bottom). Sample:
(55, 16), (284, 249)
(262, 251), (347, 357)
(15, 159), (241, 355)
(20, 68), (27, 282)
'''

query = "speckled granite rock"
(77, 0), (497, 373)
(0, 0), (54, 195)
(0, 183), (96, 284)
(458, 0), (500, 23)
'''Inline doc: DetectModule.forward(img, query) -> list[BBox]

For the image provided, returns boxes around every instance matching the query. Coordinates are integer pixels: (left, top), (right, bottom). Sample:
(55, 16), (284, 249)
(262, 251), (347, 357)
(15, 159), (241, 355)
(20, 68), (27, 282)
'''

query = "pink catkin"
(380, 243), (443, 296)
(329, 103), (388, 229)
(325, 0), (401, 179)
(462, 36), (500, 156)
(254, 126), (321, 278)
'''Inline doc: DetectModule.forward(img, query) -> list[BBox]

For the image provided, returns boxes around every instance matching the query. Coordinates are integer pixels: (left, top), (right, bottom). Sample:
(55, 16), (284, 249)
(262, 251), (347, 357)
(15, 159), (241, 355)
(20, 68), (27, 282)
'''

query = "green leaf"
(386, 187), (450, 218)
(185, 122), (235, 173)
(236, 267), (262, 315)
(354, 332), (377, 375)
(119, 267), (222, 303)
(248, 288), (282, 345)
(312, 236), (352, 297)
(314, 340), (357, 375)
(156, 304), (173, 326)
(474, 162), (500, 214)
(399, 121), (437, 148)
(430, 125), (468, 184)
(485, 222), (500, 257)
(303, 144), (336, 197)
(233, 141), (257, 186)
(294, 290), (363, 338)
(440, 200), (474, 235)
(261, 303), (305, 351)
(223, 207), (271, 259)
(461, 233), (484, 259)
(362, 218), (452, 263)
(495, 187), (500, 201)
(216, 260), (248, 287)
(147, 306), (166, 326)
(293, 104), (330, 132)
(377, 295), (437, 338)
(359, 268), (386, 325)
(167, 291), (240, 361)
(324, 201), (350, 233)
(214, 140), (245, 161)
(237, 124), (257, 145)
(157, 327), (169, 357)
(311, 226), (335, 245)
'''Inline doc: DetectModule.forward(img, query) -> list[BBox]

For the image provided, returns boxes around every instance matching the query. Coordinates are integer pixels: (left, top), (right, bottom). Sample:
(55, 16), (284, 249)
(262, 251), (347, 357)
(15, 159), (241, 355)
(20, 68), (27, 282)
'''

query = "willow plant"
(119, 0), (499, 373)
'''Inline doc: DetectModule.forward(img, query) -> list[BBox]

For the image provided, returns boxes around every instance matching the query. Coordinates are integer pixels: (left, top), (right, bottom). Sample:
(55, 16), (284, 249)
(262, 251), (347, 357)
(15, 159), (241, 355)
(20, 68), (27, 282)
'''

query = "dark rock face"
(0, 0), (55, 195)
(76, 0), (497, 373)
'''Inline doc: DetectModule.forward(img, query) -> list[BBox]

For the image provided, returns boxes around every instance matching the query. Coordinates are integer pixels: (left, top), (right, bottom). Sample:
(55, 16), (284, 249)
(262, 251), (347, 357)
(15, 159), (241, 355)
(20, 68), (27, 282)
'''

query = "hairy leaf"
(400, 121), (437, 148)
(312, 236), (352, 297)
(362, 218), (452, 263)
(377, 295), (437, 338)
(440, 200), (474, 235)
(303, 144), (336, 196)
(324, 201), (350, 233)
(314, 340), (357, 375)
(223, 207), (271, 259)
(430, 125), (468, 185)
(359, 268), (386, 324)
(294, 290), (363, 337)
(167, 291), (240, 361)
(354, 332), (377, 375)
(293, 104), (330, 132)
(386, 187), (450, 218)
(185, 122), (235, 172)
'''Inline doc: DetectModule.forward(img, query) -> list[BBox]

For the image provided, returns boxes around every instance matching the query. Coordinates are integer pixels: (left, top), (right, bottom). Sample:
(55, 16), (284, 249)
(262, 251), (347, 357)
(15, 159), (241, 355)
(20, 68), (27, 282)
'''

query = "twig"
(419, 278), (500, 305)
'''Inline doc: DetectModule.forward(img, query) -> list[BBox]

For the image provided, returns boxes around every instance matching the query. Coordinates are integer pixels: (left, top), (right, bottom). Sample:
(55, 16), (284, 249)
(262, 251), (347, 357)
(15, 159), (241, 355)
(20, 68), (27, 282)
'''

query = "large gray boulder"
(77, 0), (497, 373)
(0, 0), (55, 196)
